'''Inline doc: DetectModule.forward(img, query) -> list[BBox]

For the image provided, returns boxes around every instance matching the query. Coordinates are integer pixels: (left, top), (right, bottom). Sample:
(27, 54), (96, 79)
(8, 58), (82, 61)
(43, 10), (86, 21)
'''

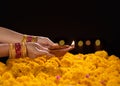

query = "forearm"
(0, 27), (23, 43)
(0, 43), (9, 58)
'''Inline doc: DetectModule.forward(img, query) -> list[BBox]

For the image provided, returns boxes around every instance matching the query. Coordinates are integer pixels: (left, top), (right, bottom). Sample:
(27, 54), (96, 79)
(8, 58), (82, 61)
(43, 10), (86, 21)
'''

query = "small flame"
(71, 40), (75, 46)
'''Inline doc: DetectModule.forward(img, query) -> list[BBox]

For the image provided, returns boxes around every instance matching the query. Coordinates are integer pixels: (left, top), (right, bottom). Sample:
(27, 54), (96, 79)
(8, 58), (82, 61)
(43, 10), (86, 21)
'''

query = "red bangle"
(22, 35), (38, 42)
(26, 36), (33, 42)
(9, 43), (27, 59)
(15, 43), (21, 58)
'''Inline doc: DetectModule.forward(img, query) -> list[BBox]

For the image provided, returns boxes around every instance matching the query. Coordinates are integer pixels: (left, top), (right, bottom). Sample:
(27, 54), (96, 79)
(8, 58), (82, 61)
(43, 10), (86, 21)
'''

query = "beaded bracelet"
(9, 43), (27, 59)
(22, 35), (38, 42)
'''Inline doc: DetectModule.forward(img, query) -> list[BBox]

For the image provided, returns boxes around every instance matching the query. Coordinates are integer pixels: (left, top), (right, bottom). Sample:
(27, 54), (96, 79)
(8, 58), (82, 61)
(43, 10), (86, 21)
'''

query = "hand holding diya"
(48, 41), (75, 57)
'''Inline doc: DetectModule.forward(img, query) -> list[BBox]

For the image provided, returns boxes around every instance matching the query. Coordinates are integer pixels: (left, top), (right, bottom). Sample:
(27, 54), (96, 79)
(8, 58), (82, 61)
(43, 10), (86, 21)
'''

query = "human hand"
(37, 36), (57, 47)
(37, 37), (75, 57)
(37, 36), (72, 50)
(26, 42), (75, 58)
(26, 42), (54, 58)
(25, 36), (75, 57)
(49, 41), (75, 57)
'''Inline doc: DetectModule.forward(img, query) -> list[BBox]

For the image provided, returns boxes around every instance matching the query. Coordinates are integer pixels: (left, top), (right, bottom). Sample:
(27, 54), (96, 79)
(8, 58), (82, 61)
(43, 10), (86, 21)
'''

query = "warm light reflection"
(85, 40), (91, 46)
(95, 39), (101, 46)
(59, 40), (65, 45)
(78, 40), (83, 47)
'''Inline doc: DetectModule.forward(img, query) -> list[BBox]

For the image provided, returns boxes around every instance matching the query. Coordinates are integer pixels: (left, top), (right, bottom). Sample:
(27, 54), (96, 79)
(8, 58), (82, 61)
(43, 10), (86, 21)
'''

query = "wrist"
(0, 43), (9, 57)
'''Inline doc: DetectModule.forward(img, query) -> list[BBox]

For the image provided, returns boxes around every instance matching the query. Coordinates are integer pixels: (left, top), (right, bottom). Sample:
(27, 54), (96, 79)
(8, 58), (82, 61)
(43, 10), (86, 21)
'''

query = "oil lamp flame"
(71, 40), (75, 46)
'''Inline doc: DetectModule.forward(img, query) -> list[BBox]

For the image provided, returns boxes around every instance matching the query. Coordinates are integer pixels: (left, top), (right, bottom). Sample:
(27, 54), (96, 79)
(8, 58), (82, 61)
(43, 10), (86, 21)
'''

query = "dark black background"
(0, 1), (119, 58)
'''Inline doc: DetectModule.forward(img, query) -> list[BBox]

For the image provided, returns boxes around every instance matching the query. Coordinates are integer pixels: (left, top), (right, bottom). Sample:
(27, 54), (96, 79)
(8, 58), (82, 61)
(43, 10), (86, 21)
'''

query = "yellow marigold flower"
(107, 78), (120, 86)
(34, 56), (46, 64)
(1, 71), (13, 81)
(95, 50), (108, 58)
(0, 62), (7, 75)
(9, 63), (31, 77)
(0, 50), (119, 86)
(60, 57), (74, 67)
(108, 55), (120, 61)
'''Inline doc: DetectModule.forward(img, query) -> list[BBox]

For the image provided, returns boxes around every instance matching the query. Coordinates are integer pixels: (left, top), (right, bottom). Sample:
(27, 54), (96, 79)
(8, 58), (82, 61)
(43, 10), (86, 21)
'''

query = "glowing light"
(71, 40), (75, 46)
(59, 40), (65, 45)
(78, 40), (83, 47)
(95, 39), (101, 46)
(85, 40), (91, 46)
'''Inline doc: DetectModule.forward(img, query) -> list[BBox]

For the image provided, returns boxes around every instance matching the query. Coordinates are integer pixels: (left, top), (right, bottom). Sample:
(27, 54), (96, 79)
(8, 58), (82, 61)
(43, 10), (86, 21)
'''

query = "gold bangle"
(21, 42), (27, 57)
(9, 43), (27, 59)
(9, 43), (15, 59)
(21, 35), (27, 42)
(22, 35), (38, 42)
(32, 36), (38, 42)
(9, 43), (12, 58)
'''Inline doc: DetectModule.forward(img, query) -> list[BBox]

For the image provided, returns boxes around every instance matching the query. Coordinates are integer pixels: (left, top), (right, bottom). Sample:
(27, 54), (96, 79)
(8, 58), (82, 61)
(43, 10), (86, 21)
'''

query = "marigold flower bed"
(0, 50), (120, 86)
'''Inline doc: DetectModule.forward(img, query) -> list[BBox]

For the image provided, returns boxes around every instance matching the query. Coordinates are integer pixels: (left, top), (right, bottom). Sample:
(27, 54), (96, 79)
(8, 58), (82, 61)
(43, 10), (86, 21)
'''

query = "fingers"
(38, 37), (55, 46)
(34, 44), (73, 58)
(27, 41), (75, 58)
(48, 45), (69, 50)
(34, 42), (48, 50)
(35, 47), (55, 57)
(50, 45), (74, 51)
(61, 46), (74, 51)
(27, 42), (54, 58)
